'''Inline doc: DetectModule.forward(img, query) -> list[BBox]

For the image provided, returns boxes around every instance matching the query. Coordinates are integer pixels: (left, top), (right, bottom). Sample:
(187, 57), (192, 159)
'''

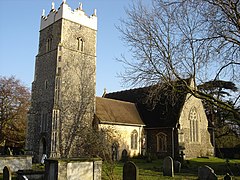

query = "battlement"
(40, 1), (97, 30)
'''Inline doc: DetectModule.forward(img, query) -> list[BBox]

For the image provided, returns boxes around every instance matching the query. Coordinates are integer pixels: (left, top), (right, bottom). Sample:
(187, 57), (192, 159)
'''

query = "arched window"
(77, 37), (84, 52)
(156, 132), (167, 152)
(131, 130), (138, 149)
(46, 37), (53, 52)
(189, 107), (199, 142)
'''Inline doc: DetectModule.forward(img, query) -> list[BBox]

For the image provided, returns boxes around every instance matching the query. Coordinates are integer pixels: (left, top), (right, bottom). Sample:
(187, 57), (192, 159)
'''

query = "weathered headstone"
(174, 160), (181, 173)
(179, 151), (185, 163)
(198, 165), (217, 180)
(123, 161), (138, 180)
(163, 156), (174, 177)
(121, 149), (128, 163)
(3, 166), (12, 180)
(223, 173), (232, 180)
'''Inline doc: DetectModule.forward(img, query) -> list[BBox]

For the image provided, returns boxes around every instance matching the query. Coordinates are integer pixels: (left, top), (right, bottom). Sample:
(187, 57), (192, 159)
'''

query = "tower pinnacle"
(93, 9), (97, 16)
(42, 9), (45, 17)
(51, 2), (55, 10)
(79, 2), (83, 10)
(40, 2), (97, 30)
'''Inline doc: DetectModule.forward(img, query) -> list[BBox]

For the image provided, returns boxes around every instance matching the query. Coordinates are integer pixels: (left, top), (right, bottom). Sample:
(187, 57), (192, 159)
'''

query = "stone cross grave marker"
(123, 161), (139, 180)
(3, 166), (12, 180)
(163, 156), (174, 177)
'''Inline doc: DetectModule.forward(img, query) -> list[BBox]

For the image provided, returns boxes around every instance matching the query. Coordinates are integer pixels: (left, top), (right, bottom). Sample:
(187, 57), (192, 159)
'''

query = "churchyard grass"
(187, 157), (240, 176)
(1, 157), (239, 179)
(102, 157), (240, 180)
(0, 175), (16, 180)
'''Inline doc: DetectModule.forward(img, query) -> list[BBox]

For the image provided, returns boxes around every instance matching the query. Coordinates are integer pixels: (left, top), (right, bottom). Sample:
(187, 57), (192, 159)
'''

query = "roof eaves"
(99, 120), (145, 127)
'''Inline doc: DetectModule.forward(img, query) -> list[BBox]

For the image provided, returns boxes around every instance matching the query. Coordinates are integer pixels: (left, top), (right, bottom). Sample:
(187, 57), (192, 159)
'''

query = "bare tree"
(84, 126), (122, 180)
(0, 76), (30, 149)
(54, 53), (120, 177)
(117, 0), (240, 120)
(54, 53), (96, 158)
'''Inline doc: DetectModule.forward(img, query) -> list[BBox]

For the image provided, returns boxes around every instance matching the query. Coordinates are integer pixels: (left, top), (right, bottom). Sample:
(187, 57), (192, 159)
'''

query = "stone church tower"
(25, 1), (97, 161)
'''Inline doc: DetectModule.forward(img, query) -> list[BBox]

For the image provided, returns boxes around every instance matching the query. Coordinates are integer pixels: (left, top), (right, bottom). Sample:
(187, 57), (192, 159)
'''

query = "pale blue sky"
(0, 0), (133, 96)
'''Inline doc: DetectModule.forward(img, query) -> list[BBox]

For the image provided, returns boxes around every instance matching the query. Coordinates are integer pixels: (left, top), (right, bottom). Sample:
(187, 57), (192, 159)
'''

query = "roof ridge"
(96, 96), (136, 105)
(106, 78), (192, 95)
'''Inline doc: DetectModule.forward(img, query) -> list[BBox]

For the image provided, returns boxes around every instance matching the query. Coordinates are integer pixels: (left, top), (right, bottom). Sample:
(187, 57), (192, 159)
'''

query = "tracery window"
(189, 107), (199, 142)
(156, 132), (167, 152)
(131, 130), (138, 149)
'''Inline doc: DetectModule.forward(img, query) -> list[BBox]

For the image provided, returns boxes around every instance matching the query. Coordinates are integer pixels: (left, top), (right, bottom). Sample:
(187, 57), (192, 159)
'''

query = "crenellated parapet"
(40, 1), (97, 31)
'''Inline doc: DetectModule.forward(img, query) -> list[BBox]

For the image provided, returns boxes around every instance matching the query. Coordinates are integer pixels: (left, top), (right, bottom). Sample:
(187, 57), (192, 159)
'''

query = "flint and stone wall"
(26, 2), (97, 161)
(178, 93), (214, 158)
(0, 156), (32, 172)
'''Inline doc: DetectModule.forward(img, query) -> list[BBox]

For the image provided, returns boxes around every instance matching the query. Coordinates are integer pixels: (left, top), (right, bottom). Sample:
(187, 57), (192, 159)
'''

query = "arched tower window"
(189, 107), (199, 142)
(131, 130), (138, 149)
(156, 132), (167, 152)
(46, 37), (53, 52)
(77, 37), (84, 52)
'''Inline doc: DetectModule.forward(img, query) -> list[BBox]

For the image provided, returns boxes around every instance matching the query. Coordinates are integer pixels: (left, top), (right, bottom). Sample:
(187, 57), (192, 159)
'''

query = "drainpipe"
(172, 127), (174, 159)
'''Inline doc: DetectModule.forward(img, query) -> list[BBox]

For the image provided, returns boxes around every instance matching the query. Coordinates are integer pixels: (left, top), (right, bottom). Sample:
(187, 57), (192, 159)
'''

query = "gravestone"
(121, 149), (128, 163)
(223, 173), (232, 180)
(174, 160), (181, 173)
(163, 156), (174, 177)
(123, 161), (139, 180)
(198, 165), (217, 180)
(3, 166), (12, 180)
(179, 151), (185, 163)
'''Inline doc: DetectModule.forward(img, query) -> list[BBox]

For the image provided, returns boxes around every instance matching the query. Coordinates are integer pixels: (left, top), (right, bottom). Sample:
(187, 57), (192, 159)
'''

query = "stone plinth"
(45, 158), (102, 180)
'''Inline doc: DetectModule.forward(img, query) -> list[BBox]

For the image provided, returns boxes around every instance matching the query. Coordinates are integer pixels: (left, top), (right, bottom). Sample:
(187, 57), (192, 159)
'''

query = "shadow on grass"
(102, 157), (240, 180)
(186, 157), (240, 176)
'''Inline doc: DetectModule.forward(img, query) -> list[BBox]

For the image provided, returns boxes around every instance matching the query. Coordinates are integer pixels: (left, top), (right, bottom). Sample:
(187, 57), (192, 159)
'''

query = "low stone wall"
(0, 155), (32, 172)
(45, 158), (102, 180)
(17, 170), (44, 180)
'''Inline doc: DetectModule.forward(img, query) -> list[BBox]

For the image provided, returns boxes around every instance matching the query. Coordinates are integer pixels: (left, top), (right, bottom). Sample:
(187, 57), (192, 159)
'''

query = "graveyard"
(0, 1), (240, 180)
(101, 157), (240, 179)
(1, 156), (240, 179)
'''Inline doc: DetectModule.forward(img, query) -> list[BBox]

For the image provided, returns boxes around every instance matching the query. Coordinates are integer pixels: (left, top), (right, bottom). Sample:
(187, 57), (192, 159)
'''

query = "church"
(25, 1), (214, 162)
